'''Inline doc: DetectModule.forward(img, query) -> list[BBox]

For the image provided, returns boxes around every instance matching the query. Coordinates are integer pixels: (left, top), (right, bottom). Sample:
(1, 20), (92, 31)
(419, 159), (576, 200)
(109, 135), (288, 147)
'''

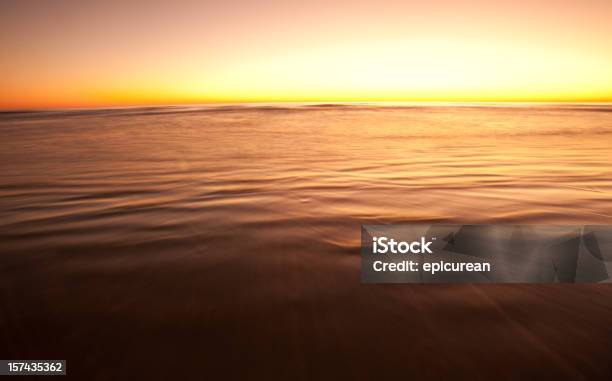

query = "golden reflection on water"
(1, 104), (611, 252)
(1, 104), (612, 379)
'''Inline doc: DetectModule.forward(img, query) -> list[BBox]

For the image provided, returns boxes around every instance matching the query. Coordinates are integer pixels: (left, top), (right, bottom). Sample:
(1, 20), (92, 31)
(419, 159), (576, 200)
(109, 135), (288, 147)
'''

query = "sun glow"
(1, 0), (611, 109)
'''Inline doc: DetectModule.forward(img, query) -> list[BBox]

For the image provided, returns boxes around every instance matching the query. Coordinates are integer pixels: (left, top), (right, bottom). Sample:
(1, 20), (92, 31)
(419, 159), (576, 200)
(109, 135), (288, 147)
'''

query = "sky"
(1, 0), (612, 109)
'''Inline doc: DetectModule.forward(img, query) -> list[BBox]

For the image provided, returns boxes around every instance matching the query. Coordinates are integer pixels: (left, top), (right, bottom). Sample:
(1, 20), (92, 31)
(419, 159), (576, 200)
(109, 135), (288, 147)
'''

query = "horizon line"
(3, 99), (612, 112)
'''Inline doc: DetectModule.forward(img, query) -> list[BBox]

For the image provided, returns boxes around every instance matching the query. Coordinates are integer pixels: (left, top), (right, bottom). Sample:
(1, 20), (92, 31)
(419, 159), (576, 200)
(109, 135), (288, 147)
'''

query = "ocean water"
(1, 103), (612, 379)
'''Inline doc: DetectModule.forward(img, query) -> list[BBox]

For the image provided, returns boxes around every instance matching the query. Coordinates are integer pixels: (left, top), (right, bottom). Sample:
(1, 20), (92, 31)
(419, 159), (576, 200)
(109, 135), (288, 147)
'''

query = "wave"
(3, 102), (612, 121)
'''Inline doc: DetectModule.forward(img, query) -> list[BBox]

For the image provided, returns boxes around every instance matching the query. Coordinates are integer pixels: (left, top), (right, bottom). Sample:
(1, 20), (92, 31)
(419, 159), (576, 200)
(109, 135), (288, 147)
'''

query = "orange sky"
(1, 0), (612, 109)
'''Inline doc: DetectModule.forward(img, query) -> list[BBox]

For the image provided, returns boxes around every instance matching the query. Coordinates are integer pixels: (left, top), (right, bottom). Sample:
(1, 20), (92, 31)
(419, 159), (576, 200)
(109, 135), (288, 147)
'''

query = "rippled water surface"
(1, 103), (612, 379)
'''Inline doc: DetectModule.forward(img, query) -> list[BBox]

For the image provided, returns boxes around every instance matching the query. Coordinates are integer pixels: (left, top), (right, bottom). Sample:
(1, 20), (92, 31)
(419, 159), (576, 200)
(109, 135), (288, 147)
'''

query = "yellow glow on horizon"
(1, 0), (611, 108)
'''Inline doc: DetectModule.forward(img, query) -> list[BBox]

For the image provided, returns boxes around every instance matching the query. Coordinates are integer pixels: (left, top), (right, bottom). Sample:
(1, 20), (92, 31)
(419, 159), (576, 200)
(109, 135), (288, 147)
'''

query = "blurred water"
(1, 103), (612, 379)
(1, 103), (612, 252)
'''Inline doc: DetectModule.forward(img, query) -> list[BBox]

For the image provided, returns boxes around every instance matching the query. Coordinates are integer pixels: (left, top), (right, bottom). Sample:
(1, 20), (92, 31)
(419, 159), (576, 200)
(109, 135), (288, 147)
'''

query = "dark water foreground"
(1, 103), (612, 379)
